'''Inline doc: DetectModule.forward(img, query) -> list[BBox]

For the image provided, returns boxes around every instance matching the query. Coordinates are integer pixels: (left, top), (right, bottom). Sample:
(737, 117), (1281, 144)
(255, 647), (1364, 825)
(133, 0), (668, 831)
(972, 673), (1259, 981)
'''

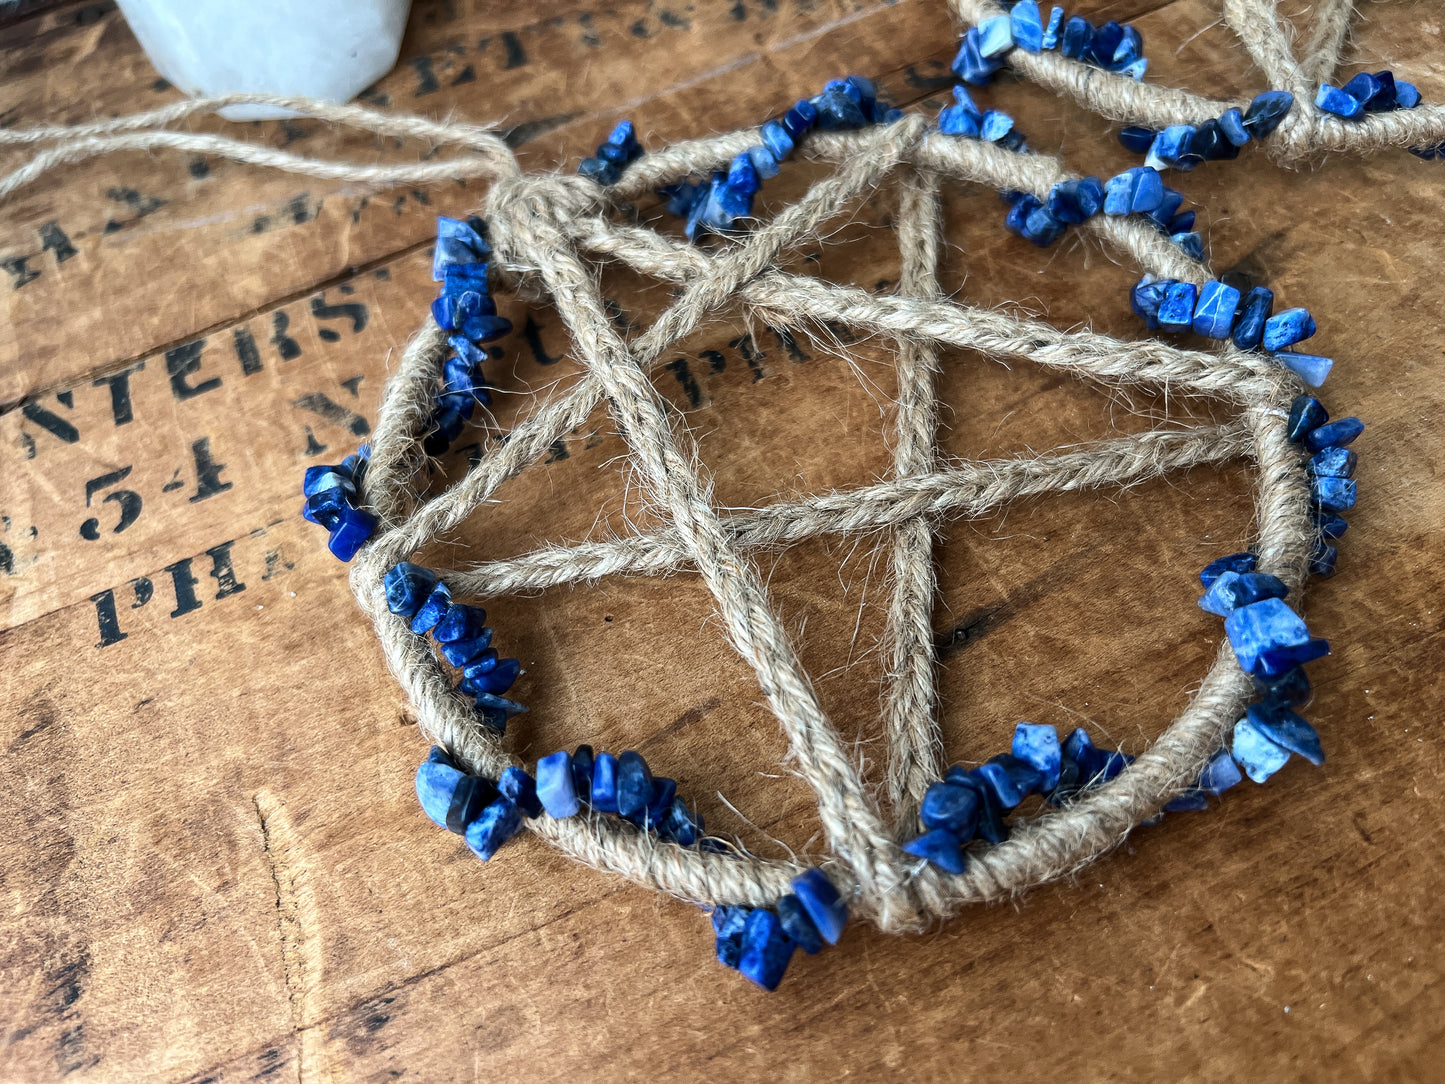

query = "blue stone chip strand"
(661, 75), (902, 243)
(384, 561), (527, 731)
(708, 867), (849, 990)
(528, 745), (708, 847)
(1316, 71), (1433, 155)
(1125, 91), (1295, 170)
(954, 6), (1149, 87)
(423, 216), (516, 457)
(300, 445), (376, 561)
(577, 120), (644, 185)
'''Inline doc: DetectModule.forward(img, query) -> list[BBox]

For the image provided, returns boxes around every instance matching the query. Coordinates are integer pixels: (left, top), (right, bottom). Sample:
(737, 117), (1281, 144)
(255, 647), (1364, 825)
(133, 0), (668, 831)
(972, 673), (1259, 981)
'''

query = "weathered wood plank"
(2, 0), (1443, 1080)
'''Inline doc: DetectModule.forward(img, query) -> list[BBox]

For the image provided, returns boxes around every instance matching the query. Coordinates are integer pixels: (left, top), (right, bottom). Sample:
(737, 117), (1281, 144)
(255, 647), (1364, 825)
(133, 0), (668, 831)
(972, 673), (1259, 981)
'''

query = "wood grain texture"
(1, 0), (1442, 1080)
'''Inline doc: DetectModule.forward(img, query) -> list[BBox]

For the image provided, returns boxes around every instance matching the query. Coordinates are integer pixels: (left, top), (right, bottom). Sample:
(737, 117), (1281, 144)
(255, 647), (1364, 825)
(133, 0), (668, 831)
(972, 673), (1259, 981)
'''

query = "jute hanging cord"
(0, 33), (1340, 941)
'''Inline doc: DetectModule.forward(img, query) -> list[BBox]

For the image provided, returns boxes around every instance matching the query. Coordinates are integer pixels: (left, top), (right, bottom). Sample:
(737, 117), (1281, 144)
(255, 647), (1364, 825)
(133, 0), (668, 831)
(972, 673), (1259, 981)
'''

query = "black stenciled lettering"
(310, 294), (369, 339)
(303, 427), (327, 456)
(700, 349), (727, 374)
(89, 589), (127, 647)
(233, 327), (263, 375)
(21, 398), (80, 444)
(3, 256), (39, 288)
(500, 30), (527, 67)
(545, 438), (570, 463)
(262, 549), (295, 581)
(0, 541), (12, 575)
(292, 393), (371, 437)
(286, 194), (317, 225)
(522, 315), (563, 365)
(769, 325), (811, 363)
(603, 297), (633, 333)
(729, 333), (767, 381)
(164, 558), (203, 618)
(165, 340), (220, 400)
(577, 13), (601, 46)
(188, 437), (234, 503)
(664, 359), (702, 407)
(107, 187), (166, 218)
(131, 576), (153, 608)
(271, 311), (302, 361)
(80, 466), (142, 540)
(205, 540), (247, 599)
(40, 221), (78, 263)
(409, 56), (440, 95)
(92, 360), (145, 426)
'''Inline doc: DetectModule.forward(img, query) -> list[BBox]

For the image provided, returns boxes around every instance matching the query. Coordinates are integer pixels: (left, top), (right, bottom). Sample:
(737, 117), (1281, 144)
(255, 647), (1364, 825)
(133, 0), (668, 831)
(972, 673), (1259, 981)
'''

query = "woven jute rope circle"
(343, 117), (1313, 934)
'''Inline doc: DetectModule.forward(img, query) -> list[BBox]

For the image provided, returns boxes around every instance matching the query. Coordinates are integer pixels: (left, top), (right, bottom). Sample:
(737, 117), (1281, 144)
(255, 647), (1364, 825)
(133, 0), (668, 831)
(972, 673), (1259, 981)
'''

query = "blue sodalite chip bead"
(1286, 396), (1328, 442)
(465, 798), (523, 860)
(791, 868), (848, 944)
(384, 562), (440, 619)
(713, 906), (749, 968)
(1315, 84), (1364, 119)
(410, 582), (453, 635)
(903, 828), (968, 873)
(1224, 597), (1329, 676)
(416, 757), (493, 833)
(1244, 91), (1294, 137)
(328, 504), (378, 561)
(1192, 280), (1240, 338)
(498, 766), (543, 818)
(1012, 721), (1062, 790)
(590, 751), (620, 813)
(616, 750), (654, 824)
(1200, 551), (1257, 587)
(1262, 307), (1317, 351)
(1304, 417), (1364, 453)
(1246, 702), (1325, 765)
(738, 909), (795, 991)
(536, 750), (581, 818)
(776, 894), (826, 955)
(920, 779), (981, 836)
(1232, 715), (1291, 782)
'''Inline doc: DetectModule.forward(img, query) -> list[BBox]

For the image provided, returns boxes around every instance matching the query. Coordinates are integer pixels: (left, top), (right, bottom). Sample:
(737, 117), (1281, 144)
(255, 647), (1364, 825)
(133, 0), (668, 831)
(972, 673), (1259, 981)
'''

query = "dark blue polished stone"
(1012, 722), (1062, 791)
(660, 796), (703, 846)
(1010, 0), (1044, 51)
(843, 75), (877, 116)
(1199, 570), (1289, 615)
(1310, 541), (1339, 578)
(432, 603), (488, 644)
(712, 906), (749, 969)
(1145, 124), (1194, 170)
(1312, 476), (1357, 513)
(645, 777), (678, 829)
(616, 750), (654, 824)
(952, 28), (1005, 86)
(727, 153), (760, 197)
(791, 869), (847, 945)
(536, 750), (579, 818)
(410, 582), (452, 635)
(1315, 84), (1364, 119)
(1046, 176), (1105, 223)
(432, 216), (490, 281)
(979, 109), (1014, 144)
(1395, 81), (1421, 109)
(1262, 307), (1317, 351)
(1253, 664), (1313, 709)
(920, 780), (981, 838)
(1232, 715), (1291, 782)
(303, 488), (347, 531)
(498, 766), (543, 818)
(976, 754), (1044, 809)
(1316, 512), (1349, 539)
(1304, 416), (1364, 453)
(1224, 597), (1320, 676)
(1157, 281), (1198, 331)
(1112, 25), (1143, 66)
(1088, 20), (1123, 65)
(1310, 446), (1358, 478)
(1059, 16), (1094, 59)
(384, 562), (439, 619)
(427, 745), (455, 767)
(1162, 789), (1209, 812)
(810, 86), (868, 130)
(747, 144), (780, 179)
(1130, 167), (1165, 212)
(1246, 701), (1324, 766)
(1167, 209), (1196, 233)
(1117, 125), (1156, 153)
(1021, 203), (1066, 246)
(303, 467), (354, 499)
(1218, 107), (1250, 146)
(443, 634), (495, 669)
(1048, 753), (1082, 805)
(570, 745), (594, 805)
(327, 504), (376, 562)
(1200, 551), (1256, 587)
(948, 773), (1009, 843)
(435, 390), (479, 420)
(1342, 71), (1387, 109)
(471, 691), (527, 726)
(1172, 231), (1205, 261)
(781, 99), (818, 138)
(903, 828), (967, 874)
(1286, 395), (1328, 442)
(465, 798), (522, 860)
(738, 909), (795, 991)
(1103, 169), (1136, 215)
(1198, 748), (1244, 794)
(1186, 119), (1236, 161)
(1149, 186), (1184, 228)
(938, 86), (983, 137)
(590, 752), (620, 813)
(1243, 90), (1294, 138)
(415, 760), (493, 833)
(1130, 277), (1173, 327)
(776, 894), (825, 954)
(1192, 280), (1241, 338)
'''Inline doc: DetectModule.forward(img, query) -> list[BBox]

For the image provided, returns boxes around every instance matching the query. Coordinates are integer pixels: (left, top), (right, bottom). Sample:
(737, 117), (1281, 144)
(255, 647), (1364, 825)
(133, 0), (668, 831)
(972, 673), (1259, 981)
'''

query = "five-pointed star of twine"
(951, 0), (1445, 164)
(352, 116), (1317, 934)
